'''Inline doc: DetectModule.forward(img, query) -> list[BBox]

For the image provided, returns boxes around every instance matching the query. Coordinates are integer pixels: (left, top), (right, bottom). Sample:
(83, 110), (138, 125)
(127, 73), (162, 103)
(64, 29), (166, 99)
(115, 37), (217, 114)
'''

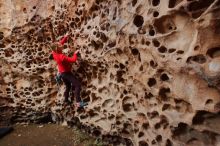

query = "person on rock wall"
(50, 33), (88, 108)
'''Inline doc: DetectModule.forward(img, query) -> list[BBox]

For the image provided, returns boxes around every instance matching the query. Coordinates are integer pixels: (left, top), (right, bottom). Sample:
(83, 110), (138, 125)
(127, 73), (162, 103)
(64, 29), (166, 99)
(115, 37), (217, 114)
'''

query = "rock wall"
(1, 0), (220, 145)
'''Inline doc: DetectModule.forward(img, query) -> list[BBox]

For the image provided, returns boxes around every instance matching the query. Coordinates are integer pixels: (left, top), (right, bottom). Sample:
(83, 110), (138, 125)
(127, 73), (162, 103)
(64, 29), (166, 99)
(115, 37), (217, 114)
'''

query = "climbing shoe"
(76, 101), (88, 108)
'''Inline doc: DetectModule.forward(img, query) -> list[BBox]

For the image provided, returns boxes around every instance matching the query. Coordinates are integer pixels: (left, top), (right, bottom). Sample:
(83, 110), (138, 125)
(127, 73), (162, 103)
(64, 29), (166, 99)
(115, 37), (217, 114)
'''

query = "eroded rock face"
(1, 0), (220, 145)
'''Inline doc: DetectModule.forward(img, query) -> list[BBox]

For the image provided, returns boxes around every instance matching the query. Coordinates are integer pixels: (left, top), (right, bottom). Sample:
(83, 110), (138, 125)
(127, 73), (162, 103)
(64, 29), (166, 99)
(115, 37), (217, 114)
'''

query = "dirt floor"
(0, 123), (103, 146)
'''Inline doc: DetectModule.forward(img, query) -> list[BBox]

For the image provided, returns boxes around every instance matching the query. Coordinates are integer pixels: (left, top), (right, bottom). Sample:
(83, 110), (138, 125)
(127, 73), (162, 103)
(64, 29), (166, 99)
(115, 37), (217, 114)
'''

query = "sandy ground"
(0, 124), (99, 146)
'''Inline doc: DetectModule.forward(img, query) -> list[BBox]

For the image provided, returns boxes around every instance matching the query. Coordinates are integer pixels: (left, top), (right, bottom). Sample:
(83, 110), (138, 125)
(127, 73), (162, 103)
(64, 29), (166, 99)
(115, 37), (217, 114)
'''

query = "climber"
(51, 33), (88, 108)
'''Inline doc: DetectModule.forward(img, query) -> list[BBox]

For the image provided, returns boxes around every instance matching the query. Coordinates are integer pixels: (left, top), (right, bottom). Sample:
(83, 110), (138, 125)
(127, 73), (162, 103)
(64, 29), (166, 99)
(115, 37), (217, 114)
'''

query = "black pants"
(60, 72), (81, 102)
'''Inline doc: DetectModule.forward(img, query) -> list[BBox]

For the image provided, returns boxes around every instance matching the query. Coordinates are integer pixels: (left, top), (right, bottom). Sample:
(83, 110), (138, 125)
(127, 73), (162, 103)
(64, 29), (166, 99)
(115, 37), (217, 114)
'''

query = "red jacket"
(52, 36), (78, 73)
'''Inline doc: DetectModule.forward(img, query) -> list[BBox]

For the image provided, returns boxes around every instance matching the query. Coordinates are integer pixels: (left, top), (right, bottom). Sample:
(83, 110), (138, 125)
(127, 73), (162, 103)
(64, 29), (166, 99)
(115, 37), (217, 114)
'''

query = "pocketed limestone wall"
(1, 0), (220, 145)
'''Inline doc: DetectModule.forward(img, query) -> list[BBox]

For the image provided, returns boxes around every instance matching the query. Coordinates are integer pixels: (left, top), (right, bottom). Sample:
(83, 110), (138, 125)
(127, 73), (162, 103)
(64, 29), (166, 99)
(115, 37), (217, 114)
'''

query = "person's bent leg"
(61, 73), (71, 102)
(69, 74), (81, 102)
(64, 83), (71, 102)
(69, 73), (87, 107)
(74, 83), (81, 103)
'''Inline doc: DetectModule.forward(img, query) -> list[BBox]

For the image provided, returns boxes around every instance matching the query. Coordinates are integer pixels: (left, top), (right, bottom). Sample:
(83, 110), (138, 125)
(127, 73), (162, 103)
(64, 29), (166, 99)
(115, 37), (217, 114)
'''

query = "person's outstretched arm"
(62, 50), (79, 63)
(59, 35), (68, 45)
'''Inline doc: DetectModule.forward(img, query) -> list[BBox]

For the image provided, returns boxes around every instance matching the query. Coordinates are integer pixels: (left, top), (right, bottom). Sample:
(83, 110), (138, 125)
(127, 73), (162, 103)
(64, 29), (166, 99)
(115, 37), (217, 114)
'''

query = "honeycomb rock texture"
(1, 0), (220, 145)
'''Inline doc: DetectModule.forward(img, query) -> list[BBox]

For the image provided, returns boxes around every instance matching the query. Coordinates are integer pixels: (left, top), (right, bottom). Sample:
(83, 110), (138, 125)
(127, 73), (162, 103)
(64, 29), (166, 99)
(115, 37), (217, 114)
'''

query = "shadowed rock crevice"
(133, 15), (144, 27)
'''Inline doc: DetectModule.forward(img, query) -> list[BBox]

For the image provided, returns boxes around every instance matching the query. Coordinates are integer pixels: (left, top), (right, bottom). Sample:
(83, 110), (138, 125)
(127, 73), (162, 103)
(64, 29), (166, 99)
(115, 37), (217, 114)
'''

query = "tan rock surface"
(1, 0), (220, 145)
